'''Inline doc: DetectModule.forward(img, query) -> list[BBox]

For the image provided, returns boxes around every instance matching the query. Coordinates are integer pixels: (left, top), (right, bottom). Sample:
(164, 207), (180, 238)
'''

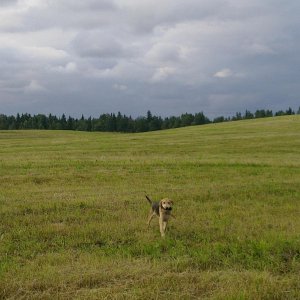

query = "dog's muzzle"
(164, 207), (172, 211)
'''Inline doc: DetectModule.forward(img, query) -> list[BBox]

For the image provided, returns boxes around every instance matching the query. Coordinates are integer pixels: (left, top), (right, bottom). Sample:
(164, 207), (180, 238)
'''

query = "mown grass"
(0, 115), (300, 299)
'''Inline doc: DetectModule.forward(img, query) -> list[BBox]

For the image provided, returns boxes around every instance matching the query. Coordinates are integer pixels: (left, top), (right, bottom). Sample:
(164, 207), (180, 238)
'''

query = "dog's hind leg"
(147, 210), (156, 228)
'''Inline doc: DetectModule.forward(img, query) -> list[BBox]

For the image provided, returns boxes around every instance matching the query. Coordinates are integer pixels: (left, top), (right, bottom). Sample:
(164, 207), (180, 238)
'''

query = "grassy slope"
(0, 115), (300, 299)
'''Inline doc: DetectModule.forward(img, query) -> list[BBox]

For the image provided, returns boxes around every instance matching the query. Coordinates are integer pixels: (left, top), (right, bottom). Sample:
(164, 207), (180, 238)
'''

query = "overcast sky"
(0, 0), (299, 118)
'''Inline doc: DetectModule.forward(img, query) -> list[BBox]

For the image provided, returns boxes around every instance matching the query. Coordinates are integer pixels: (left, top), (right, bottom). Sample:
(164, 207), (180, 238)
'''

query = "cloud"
(214, 68), (246, 79)
(24, 80), (46, 93)
(22, 46), (68, 61)
(145, 43), (185, 65)
(151, 67), (176, 82)
(119, 0), (226, 33)
(0, 0), (299, 117)
(113, 83), (128, 91)
(71, 31), (124, 58)
(55, 0), (117, 11)
(50, 62), (78, 74)
(246, 43), (276, 55)
(214, 68), (233, 78)
(0, 0), (18, 6)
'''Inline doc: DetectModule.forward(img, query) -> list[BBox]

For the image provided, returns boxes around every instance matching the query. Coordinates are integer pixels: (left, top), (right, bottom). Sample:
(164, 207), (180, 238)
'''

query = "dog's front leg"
(163, 221), (167, 233)
(159, 218), (165, 237)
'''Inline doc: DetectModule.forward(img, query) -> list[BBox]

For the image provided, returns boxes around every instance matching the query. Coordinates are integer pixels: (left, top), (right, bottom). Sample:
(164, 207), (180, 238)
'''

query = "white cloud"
(246, 43), (276, 55)
(64, 62), (78, 73)
(151, 67), (176, 82)
(0, 7), (22, 31)
(20, 0), (48, 9)
(87, 65), (122, 79)
(24, 80), (46, 93)
(145, 42), (188, 65)
(214, 68), (233, 78)
(22, 46), (68, 61)
(50, 62), (78, 74)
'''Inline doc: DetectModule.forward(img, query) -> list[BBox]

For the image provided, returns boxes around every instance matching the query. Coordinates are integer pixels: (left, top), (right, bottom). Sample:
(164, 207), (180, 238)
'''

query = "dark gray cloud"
(0, 0), (299, 118)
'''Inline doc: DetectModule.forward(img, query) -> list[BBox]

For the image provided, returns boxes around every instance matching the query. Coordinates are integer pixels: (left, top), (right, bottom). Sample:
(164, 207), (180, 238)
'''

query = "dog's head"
(160, 198), (173, 211)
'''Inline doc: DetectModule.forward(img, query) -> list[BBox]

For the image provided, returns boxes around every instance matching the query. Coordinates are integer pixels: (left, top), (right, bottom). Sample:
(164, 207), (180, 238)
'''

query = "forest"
(0, 107), (298, 132)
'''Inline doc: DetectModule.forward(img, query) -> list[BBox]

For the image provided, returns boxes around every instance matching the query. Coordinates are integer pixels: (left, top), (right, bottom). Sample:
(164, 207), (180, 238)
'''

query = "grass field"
(0, 115), (300, 299)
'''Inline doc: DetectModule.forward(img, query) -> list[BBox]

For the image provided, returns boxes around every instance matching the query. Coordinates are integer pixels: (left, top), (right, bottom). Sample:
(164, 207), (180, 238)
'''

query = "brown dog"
(145, 194), (175, 237)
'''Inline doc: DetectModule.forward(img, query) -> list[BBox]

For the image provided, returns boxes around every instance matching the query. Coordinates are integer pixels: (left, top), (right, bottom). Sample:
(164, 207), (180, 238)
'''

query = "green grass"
(0, 115), (300, 299)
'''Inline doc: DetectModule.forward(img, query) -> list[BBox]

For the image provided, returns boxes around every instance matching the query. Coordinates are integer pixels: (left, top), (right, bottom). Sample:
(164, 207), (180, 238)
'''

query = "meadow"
(0, 115), (300, 299)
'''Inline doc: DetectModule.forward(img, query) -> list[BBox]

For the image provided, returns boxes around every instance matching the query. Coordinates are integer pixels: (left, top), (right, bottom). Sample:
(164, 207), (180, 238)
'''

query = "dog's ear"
(169, 200), (173, 204)
(159, 200), (163, 208)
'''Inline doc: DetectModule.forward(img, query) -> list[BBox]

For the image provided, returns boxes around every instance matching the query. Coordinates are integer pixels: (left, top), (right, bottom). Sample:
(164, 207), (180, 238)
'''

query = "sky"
(0, 0), (299, 118)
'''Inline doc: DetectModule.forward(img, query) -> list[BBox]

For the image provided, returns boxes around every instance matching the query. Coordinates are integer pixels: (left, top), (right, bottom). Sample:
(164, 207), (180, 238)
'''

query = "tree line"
(0, 107), (299, 133)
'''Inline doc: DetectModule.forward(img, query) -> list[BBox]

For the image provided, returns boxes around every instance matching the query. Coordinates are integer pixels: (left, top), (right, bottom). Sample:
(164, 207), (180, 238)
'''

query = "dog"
(145, 193), (175, 237)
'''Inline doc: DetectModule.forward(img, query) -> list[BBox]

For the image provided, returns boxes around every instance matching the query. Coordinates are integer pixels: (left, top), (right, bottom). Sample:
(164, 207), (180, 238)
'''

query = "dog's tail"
(144, 192), (152, 205)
